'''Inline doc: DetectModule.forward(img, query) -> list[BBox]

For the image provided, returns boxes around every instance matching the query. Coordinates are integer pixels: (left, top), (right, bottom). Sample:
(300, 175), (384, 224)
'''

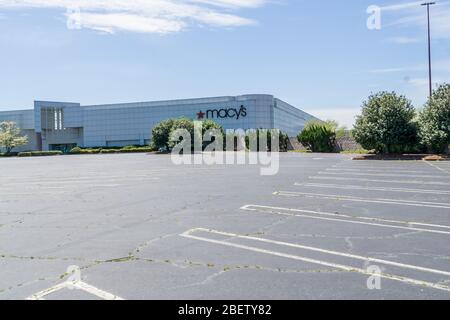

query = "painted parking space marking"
(7, 177), (162, 186)
(424, 161), (450, 175)
(294, 182), (450, 195)
(318, 171), (448, 179)
(274, 191), (450, 209)
(325, 168), (433, 174)
(331, 164), (431, 170)
(27, 280), (124, 300)
(309, 176), (450, 186)
(240, 204), (450, 235)
(181, 228), (450, 292)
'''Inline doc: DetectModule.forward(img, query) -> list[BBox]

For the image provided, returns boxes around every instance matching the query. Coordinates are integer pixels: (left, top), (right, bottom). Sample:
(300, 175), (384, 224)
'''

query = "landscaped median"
(18, 151), (63, 157)
(69, 146), (154, 155)
(1, 146), (155, 158)
(352, 154), (450, 161)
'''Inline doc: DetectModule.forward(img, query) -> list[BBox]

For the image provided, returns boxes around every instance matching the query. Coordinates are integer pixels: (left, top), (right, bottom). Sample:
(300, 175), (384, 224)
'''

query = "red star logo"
(197, 111), (205, 120)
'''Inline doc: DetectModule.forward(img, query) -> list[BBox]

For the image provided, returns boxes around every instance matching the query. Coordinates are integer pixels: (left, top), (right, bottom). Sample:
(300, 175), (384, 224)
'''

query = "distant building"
(0, 94), (319, 152)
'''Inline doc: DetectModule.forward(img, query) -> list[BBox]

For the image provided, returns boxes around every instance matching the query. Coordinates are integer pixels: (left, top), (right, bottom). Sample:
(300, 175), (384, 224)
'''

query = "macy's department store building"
(0, 94), (318, 152)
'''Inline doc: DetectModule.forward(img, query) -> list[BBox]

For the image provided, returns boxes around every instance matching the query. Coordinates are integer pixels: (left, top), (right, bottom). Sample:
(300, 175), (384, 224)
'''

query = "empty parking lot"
(0, 153), (449, 299)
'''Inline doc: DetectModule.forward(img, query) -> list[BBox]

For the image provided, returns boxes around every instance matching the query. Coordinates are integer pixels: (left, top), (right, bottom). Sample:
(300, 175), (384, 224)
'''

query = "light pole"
(421, 2), (436, 97)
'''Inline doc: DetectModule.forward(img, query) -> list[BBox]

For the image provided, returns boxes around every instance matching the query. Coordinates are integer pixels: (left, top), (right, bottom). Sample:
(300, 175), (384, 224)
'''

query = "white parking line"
(295, 182), (450, 195)
(274, 191), (450, 209)
(330, 163), (428, 172)
(318, 171), (447, 179)
(325, 168), (432, 174)
(309, 176), (450, 186)
(6, 177), (161, 186)
(0, 192), (67, 196)
(425, 161), (450, 175)
(181, 228), (450, 292)
(26, 280), (124, 300)
(241, 204), (450, 235)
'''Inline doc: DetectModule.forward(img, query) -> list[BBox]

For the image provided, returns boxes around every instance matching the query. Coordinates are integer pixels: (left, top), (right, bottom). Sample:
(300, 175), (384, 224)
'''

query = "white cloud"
(435, 59), (450, 72)
(368, 58), (450, 75)
(387, 36), (420, 44)
(404, 76), (447, 88)
(369, 67), (408, 74)
(381, 1), (424, 12)
(306, 107), (360, 128)
(70, 12), (186, 34)
(191, 0), (267, 8)
(381, 1), (450, 39)
(0, 0), (267, 34)
(404, 77), (429, 87)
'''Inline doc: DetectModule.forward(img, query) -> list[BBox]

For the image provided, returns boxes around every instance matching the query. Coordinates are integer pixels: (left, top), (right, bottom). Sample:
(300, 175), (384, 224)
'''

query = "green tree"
(201, 119), (224, 136)
(353, 92), (418, 153)
(325, 120), (347, 139)
(245, 129), (290, 152)
(418, 83), (450, 153)
(151, 118), (224, 151)
(169, 118), (195, 150)
(0, 121), (28, 154)
(151, 119), (175, 151)
(201, 119), (225, 150)
(297, 120), (336, 152)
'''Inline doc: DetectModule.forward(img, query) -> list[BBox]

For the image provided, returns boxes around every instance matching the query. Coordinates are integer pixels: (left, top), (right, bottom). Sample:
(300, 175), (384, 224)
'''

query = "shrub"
(18, 151), (63, 157)
(245, 129), (290, 152)
(169, 118), (195, 150)
(70, 146), (154, 154)
(70, 147), (101, 154)
(201, 120), (225, 136)
(0, 152), (18, 157)
(151, 119), (175, 151)
(17, 152), (32, 157)
(418, 83), (450, 154)
(70, 147), (83, 154)
(279, 132), (290, 152)
(201, 120), (225, 150)
(119, 147), (153, 153)
(353, 92), (418, 154)
(297, 121), (336, 153)
(151, 118), (224, 152)
(325, 120), (347, 139)
(100, 149), (118, 154)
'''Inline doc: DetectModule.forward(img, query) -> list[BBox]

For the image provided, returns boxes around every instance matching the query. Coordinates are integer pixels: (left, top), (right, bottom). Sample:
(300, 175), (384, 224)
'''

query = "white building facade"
(0, 94), (318, 152)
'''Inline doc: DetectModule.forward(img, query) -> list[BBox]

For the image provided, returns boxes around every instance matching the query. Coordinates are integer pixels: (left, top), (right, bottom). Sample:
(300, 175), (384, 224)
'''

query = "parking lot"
(0, 153), (449, 299)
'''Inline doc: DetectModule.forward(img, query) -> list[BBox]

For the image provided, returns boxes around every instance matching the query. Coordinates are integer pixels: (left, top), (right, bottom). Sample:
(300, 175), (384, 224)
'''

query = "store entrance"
(49, 144), (77, 154)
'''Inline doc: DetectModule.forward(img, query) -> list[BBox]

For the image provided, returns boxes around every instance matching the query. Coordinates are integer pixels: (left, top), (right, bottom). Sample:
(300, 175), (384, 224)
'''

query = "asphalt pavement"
(0, 153), (449, 299)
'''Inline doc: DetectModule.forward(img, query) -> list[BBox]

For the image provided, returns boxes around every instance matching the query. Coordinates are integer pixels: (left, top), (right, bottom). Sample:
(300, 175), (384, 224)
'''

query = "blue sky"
(0, 0), (449, 127)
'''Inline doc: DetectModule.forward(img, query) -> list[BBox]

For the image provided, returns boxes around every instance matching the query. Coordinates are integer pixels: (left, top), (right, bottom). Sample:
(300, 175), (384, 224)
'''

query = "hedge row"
(70, 146), (154, 154)
(0, 152), (19, 157)
(18, 151), (63, 157)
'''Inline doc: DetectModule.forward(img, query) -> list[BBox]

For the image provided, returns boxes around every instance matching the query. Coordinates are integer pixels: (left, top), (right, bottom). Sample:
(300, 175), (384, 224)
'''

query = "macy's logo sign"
(197, 105), (247, 120)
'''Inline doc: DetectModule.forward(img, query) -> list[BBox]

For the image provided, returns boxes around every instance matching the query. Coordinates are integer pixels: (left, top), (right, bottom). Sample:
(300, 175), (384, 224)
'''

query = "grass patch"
(288, 150), (312, 153)
(340, 149), (371, 155)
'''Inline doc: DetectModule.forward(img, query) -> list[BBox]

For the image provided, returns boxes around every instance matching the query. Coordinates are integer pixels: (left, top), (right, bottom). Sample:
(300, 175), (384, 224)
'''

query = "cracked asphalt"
(0, 153), (450, 300)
